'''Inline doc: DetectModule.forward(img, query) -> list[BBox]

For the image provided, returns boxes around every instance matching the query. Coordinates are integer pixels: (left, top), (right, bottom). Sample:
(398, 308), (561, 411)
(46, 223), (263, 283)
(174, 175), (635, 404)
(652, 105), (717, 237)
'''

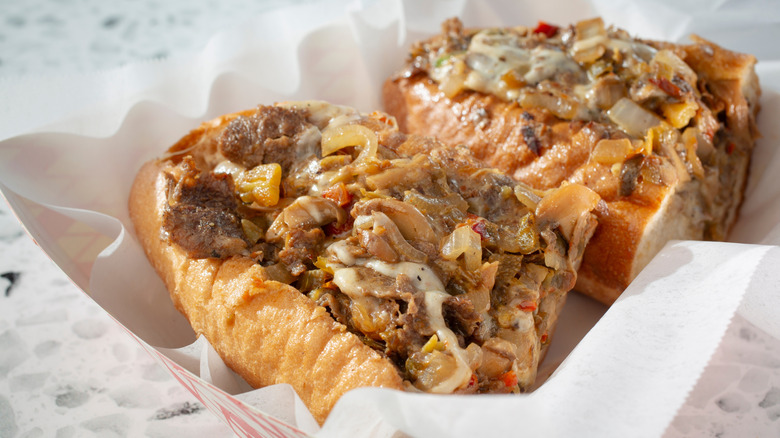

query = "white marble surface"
(1, 1), (779, 437)
(0, 201), (235, 437)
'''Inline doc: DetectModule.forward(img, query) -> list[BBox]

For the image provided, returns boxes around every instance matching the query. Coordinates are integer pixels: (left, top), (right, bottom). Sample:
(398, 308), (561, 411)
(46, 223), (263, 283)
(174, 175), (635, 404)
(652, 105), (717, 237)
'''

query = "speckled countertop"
(0, 2), (290, 436)
(1, 1), (779, 437)
(0, 201), (234, 437)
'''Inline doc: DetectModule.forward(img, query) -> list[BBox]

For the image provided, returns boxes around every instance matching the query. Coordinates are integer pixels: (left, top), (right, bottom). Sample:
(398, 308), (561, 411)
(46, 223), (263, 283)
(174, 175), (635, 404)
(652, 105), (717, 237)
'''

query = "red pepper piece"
(470, 220), (488, 240)
(649, 77), (682, 98)
(322, 182), (353, 207)
(500, 370), (518, 388)
(517, 300), (538, 312)
(533, 21), (559, 38)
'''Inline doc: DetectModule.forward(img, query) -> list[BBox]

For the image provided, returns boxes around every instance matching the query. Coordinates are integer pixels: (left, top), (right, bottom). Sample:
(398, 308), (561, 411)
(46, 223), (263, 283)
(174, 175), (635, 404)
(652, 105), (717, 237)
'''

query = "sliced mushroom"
(332, 266), (401, 300)
(265, 195), (345, 242)
(353, 198), (438, 244)
(360, 211), (428, 264)
(284, 196), (345, 228)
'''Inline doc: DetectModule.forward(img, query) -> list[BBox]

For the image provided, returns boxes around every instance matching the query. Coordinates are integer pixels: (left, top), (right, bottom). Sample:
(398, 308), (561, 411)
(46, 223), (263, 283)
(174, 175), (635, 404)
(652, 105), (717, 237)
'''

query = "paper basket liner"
(1, 0), (779, 436)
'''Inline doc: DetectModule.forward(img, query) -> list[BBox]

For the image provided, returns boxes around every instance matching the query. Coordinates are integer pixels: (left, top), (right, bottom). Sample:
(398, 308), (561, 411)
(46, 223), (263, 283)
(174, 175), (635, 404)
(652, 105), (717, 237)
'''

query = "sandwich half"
(129, 101), (598, 423)
(383, 17), (761, 304)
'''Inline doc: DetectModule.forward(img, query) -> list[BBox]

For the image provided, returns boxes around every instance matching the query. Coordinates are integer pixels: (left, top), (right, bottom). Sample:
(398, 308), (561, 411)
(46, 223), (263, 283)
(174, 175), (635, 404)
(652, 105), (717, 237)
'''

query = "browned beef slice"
(316, 290), (352, 326)
(443, 295), (481, 339)
(278, 228), (325, 276)
(385, 292), (432, 359)
(163, 162), (247, 259)
(218, 106), (309, 170)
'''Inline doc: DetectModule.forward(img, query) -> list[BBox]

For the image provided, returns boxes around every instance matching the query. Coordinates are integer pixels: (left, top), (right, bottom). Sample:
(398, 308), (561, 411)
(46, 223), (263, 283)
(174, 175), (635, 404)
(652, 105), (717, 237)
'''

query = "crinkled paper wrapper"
(1, 0), (779, 436)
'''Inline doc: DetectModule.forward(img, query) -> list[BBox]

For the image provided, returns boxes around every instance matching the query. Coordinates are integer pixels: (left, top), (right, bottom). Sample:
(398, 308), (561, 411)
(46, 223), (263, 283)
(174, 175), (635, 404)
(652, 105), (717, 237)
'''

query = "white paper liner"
(1, 0), (779, 437)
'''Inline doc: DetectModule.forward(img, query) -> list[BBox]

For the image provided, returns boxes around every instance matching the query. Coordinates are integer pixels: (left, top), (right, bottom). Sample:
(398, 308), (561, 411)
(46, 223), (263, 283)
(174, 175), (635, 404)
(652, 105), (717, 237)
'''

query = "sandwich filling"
(159, 102), (598, 393)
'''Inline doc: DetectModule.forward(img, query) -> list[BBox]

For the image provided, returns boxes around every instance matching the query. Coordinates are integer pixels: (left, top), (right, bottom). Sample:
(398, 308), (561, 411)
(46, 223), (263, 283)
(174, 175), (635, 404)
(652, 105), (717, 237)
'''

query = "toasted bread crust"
(129, 145), (403, 425)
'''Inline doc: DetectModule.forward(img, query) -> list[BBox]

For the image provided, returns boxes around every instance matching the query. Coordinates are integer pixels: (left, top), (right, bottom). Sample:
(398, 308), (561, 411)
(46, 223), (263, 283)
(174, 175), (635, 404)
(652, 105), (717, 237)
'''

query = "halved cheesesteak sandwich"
(128, 101), (599, 423)
(383, 17), (761, 304)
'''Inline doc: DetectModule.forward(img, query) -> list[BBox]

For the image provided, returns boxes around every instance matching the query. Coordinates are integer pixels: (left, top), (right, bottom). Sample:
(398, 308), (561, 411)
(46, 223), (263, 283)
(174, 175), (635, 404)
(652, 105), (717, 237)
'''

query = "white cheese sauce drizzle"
(326, 246), (473, 392)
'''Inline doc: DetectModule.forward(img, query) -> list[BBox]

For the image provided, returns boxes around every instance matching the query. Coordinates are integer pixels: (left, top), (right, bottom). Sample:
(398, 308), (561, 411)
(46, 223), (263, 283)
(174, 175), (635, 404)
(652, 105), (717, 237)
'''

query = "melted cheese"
(295, 125), (323, 159)
(525, 47), (580, 84)
(325, 250), (473, 392)
(468, 32), (530, 69)
(278, 100), (360, 128)
(213, 160), (246, 178)
(428, 27), (657, 106)
(364, 260), (445, 292)
(424, 291), (474, 393)
(332, 268), (361, 299)
(327, 239), (357, 266)
(434, 29), (582, 100)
